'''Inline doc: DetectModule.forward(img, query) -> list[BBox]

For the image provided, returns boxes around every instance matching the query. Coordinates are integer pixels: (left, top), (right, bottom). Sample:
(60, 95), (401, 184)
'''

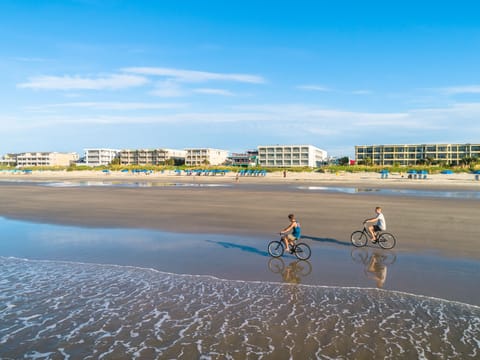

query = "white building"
(16, 152), (79, 167)
(185, 148), (229, 166)
(120, 148), (186, 166)
(257, 145), (328, 168)
(84, 148), (120, 167)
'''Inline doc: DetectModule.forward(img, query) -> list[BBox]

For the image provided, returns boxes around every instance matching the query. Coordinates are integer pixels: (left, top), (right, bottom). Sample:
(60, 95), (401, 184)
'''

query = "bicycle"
(350, 224), (396, 249)
(268, 236), (312, 260)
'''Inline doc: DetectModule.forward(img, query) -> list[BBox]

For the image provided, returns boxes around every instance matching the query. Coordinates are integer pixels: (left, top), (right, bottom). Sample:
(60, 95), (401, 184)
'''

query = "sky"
(1, 0), (480, 158)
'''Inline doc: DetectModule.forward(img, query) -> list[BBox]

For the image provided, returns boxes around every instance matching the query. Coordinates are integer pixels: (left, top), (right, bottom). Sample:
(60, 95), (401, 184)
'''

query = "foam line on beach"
(1, 256), (479, 359)
(2, 256), (479, 310)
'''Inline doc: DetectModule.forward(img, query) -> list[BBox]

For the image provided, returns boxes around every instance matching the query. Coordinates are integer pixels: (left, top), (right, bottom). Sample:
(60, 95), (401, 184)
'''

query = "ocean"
(1, 257), (479, 359)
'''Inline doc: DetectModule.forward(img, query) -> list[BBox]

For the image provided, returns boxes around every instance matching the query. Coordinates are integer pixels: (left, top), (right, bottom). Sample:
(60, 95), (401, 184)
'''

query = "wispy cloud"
(150, 80), (187, 97)
(297, 84), (331, 92)
(438, 85), (480, 95)
(193, 88), (234, 96)
(123, 66), (265, 84)
(26, 102), (187, 111)
(18, 74), (148, 90)
(351, 90), (372, 95)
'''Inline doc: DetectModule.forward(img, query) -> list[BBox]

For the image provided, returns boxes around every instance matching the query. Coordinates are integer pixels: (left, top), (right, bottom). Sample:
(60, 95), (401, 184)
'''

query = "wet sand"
(0, 173), (479, 260)
(1, 174), (479, 358)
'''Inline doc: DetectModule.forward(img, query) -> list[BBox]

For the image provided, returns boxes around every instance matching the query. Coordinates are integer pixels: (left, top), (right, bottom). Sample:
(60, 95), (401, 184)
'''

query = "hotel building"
(185, 148), (229, 166)
(228, 150), (259, 167)
(84, 148), (119, 167)
(120, 148), (186, 166)
(257, 145), (328, 168)
(355, 143), (480, 166)
(16, 152), (79, 167)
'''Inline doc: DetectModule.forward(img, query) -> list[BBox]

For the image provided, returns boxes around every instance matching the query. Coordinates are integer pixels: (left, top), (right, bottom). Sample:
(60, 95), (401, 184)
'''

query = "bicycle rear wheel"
(378, 233), (396, 249)
(351, 231), (368, 247)
(268, 241), (284, 257)
(294, 243), (311, 260)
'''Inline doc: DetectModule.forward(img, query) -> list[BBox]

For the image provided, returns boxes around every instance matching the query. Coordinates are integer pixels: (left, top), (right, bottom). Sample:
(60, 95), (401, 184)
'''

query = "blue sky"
(1, 0), (480, 157)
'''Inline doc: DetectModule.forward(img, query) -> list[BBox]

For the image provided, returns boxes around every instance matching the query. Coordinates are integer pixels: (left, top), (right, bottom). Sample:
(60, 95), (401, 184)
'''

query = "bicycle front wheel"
(294, 243), (311, 260)
(268, 241), (284, 257)
(351, 231), (368, 247)
(378, 233), (396, 249)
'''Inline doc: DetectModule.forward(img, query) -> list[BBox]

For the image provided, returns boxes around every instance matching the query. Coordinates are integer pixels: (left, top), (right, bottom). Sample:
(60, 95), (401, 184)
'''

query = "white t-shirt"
(376, 213), (386, 230)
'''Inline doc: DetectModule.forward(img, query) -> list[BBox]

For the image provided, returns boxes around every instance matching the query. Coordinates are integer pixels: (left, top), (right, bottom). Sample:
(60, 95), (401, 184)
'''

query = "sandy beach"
(0, 170), (479, 259)
(1, 171), (479, 358)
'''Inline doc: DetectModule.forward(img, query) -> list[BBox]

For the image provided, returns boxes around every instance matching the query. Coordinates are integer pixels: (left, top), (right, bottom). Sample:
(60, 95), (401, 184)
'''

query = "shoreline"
(1, 169), (480, 191)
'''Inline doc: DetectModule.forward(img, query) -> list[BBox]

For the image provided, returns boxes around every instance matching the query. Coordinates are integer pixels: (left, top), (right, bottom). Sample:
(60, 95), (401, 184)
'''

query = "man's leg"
(368, 225), (376, 240)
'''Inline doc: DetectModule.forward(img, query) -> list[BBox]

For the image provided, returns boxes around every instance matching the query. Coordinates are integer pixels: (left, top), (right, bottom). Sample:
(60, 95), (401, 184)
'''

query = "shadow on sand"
(206, 240), (269, 257)
(301, 235), (352, 247)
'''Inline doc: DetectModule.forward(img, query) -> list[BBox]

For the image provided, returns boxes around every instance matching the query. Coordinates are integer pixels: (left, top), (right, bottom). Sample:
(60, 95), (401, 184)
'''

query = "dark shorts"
(373, 225), (382, 232)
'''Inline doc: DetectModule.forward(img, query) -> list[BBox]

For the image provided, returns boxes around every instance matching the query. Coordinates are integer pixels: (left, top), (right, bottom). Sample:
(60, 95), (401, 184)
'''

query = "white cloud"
(351, 90), (372, 95)
(193, 88), (234, 96)
(438, 85), (480, 95)
(123, 66), (265, 84)
(17, 74), (148, 90)
(297, 84), (331, 92)
(26, 102), (187, 111)
(150, 80), (186, 97)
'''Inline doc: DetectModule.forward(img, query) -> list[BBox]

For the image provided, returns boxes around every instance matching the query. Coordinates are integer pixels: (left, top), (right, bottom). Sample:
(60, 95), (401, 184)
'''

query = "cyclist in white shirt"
(364, 207), (386, 243)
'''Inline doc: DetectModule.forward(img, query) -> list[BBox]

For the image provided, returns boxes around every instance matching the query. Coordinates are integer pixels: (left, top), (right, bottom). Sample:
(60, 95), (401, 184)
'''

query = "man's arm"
(364, 215), (378, 224)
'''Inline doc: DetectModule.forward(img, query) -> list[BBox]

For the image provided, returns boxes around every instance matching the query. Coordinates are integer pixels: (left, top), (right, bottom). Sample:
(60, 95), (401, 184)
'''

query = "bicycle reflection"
(351, 248), (396, 288)
(268, 258), (312, 284)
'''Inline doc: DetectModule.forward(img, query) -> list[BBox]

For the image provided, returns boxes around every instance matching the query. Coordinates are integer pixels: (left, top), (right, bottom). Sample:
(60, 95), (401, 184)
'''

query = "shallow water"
(1, 179), (480, 199)
(296, 185), (480, 199)
(1, 257), (479, 360)
(1, 217), (479, 359)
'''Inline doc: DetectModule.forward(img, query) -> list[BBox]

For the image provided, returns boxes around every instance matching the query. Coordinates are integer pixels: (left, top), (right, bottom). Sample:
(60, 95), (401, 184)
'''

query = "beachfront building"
(228, 150), (259, 167)
(0, 153), (17, 166)
(355, 143), (480, 166)
(84, 148), (119, 167)
(257, 145), (328, 168)
(15, 152), (79, 167)
(120, 148), (186, 166)
(185, 148), (229, 166)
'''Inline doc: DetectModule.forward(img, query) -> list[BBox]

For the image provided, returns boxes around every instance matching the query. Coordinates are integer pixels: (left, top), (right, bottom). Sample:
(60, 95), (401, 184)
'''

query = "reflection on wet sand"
(351, 248), (397, 288)
(268, 258), (312, 284)
(367, 253), (388, 288)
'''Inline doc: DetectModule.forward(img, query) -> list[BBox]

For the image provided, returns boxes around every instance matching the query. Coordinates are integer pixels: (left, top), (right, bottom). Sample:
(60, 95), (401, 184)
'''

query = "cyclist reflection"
(268, 258), (312, 284)
(366, 253), (388, 288)
(351, 248), (396, 289)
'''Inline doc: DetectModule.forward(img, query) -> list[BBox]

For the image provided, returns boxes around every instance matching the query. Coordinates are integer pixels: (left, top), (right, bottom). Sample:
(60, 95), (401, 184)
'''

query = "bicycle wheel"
(351, 247), (369, 264)
(268, 241), (284, 257)
(351, 231), (368, 247)
(378, 233), (396, 249)
(295, 260), (312, 276)
(268, 258), (285, 273)
(294, 243), (311, 260)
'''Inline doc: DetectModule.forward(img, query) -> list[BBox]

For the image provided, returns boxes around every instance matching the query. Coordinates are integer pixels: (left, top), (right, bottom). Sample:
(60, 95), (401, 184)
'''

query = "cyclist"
(280, 213), (301, 252)
(364, 207), (386, 243)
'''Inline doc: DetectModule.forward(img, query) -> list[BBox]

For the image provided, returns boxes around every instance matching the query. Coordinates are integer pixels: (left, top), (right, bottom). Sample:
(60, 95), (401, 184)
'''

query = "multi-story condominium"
(0, 153), (18, 166)
(355, 143), (480, 166)
(228, 150), (259, 167)
(185, 148), (229, 166)
(257, 145), (328, 168)
(16, 152), (78, 167)
(84, 148), (119, 167)
(120, 148), (187, 166)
